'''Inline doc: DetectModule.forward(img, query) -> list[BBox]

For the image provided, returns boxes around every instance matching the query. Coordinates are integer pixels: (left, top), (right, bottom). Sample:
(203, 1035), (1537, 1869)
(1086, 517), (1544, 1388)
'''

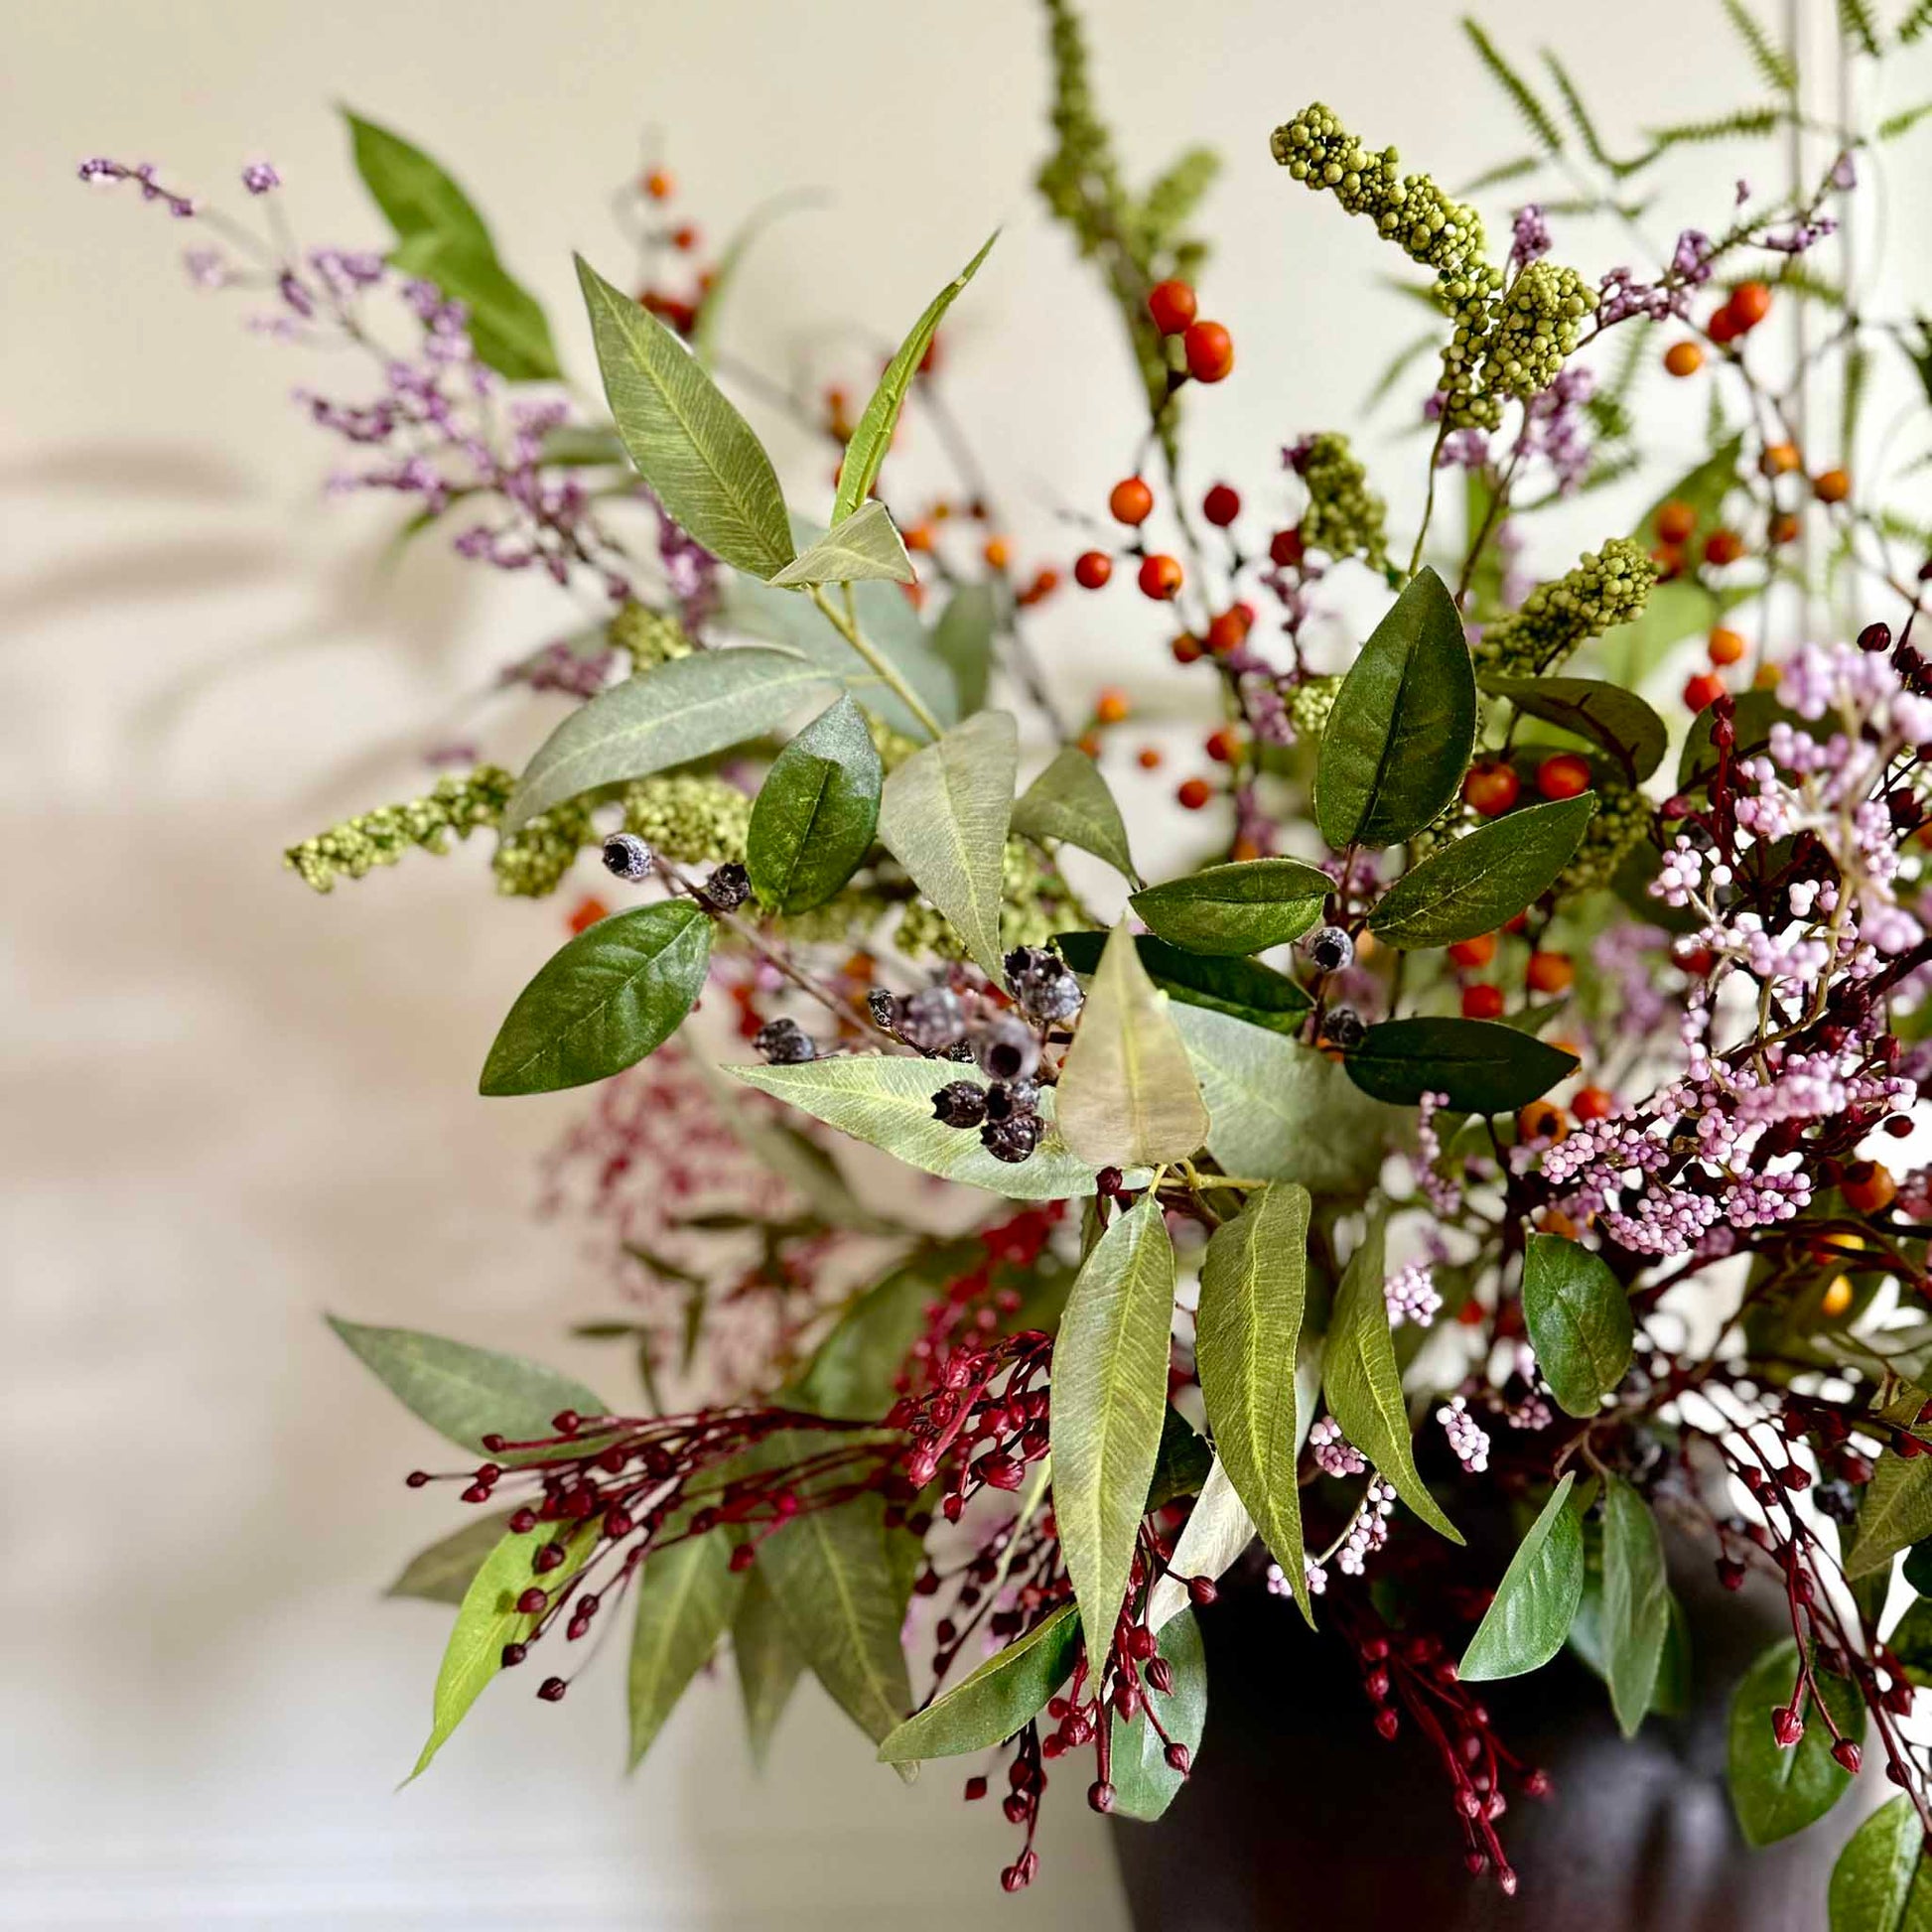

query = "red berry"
(1204, 608), (1250, 654)
(1461, 984), (1505, 1021)
(1572, 1085), (1613, 1121)
(1182, 320), (1234, 383)
(1204, 728), (1237, 763)
(1146, 278), (1197, 336)
(1656, 500), (1698, 545)
(1535, 753), (1591, 801)
(1708, 305), (1740, 345)
(1109, 477), (1154, 526)
(1138, 553), (1183, 601)
(1202, 483), (1241, 526)
(1073, 549), (1113, 591)
(1176, 777), (1212, 810)
(1683, 672), (1725, 713)
(1269, 527), (1306, 569)
(1171, 631), (1203, 664)
(1703, 528), (1744, 567)
(1447, 933), (1496, 969)
(1729, 281), (1772, 330)
(1462, 762), (1521, 816)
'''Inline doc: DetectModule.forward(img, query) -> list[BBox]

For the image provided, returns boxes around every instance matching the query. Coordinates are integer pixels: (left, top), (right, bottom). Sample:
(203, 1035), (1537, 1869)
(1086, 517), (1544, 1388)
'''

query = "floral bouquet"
(80, 0), (1932, 1917)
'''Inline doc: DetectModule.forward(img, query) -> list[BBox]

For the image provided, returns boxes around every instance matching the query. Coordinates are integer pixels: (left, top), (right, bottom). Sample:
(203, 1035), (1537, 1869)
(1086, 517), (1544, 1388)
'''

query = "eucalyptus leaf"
(1459, 1475), (1583, 1681)
(1846, 1449), (1932, 1581)
(1109, 1608), (1207, 1822)
(1321, 1207), (1461, 1544)
(1051, 1195), (1177, 1657)
(1521, 1232), (1634, 1418)
(1367, 795), (1596, 948)
(1479, 674), (1667, 783)
(1829, 1796), (1932, 1932)
(1054, 931), (1311, 1031)
(1345, 1017), (1578, 1115)
(1195, 1183), (1314, 1622)
(329, 1316), (606, 1459)
(1315, 566), (1476, 849)
(627, 1531), (746, 1767)
(1601, 1477), (1671, 1736)
(1145, 1456), (1255, 1633)
(877, 710), (1018, 981)
(877, 1603), (1080, 1763)
(1012, 748), (1139, 884)
(576, 254), (794, 578)
(503, 645), (833, 832)
(747, 694), (883, 913)
(386, 1510), (515, 1605)
(1727, 1638), (1864, 1846)
(767, 499), (915, 587)
(1129, 858), (1332, 957)
(930, 583), (996, 716)
(480, 900), (711, 1096)
(833, 233), (998, 525)
(728, 1055), (1125, 1200)
(1054, 923), (1209, 1168)
(734, 1569), (805, 1770)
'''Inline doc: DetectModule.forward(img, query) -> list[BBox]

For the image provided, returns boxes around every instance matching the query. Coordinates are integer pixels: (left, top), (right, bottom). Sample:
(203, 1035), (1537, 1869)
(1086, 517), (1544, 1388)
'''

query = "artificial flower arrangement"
(81, 0), (1932, 1916)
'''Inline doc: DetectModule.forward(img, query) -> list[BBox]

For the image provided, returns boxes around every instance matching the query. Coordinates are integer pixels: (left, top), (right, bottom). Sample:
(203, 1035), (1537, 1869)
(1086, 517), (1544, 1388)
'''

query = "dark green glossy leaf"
(1727, 1639), (1864, 1846)
(1196, 1184), (1314, 1622)
(1887, 1597), (1932, 1688)
(1459, 1475), (1583, 1681)
(1345, 1017), (1578, 1115)
(1109, 1608), (1207, 1821)
(1321, 1207), (1460, 1543)
(480, 900), (711, 1095)
(733, 1569), (805, 1769)
(1367, 795), (1596, 948)
(1012, 748), (1139, 884)
(1905, 1539), (1932, 1598)
(833, 232), (998, 524)
(627, 1531), (745, 1766)
(1479, 674), (1667, 783)
(930, 583), (996, 715)
(504, 645), (832, 832)
(878, 1603), (1080, 1763)
(747, 694), (882, 912)
(385, 1510), (514, 1604)
(1315, 566), (1476, 849)
(576, 254), (794, 578)
(1129, 858), (1332, 957)
(1053, 931), (1311, 1031)
(1829, 1796), (1932, 1932)
(329, 1316), (606, 1458)
(1602, 1477), (1670, 1735)
(1521, 1232), (1634, 1418)
(1678, 686), (1801, 790)
(1051, 1195), (1177, 1655)
(767, 499), (914, 586)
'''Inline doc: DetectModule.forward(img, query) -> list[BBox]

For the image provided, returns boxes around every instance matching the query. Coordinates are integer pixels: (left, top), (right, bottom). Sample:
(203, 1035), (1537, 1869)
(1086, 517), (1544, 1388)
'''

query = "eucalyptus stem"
(808, 583), (945, 741)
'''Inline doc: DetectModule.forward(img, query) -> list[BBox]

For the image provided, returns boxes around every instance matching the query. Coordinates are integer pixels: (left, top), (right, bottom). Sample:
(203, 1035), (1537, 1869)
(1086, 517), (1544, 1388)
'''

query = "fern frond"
(1462, 20), (1564, 154)
(1902, 0), (1932, 45)
(1456, 154), (1543, 195)
(1879, 99), (1932, 139)
(1765, 264), (1849, 307)
(1840, 0), (1883, 55)
(1541, 54), (1628, 174)
(1575, 450), (1644, 494)
(1844, 344), (1870, 451)
(1365, 330), (1443, 410)
(1640, 105), (1785, 151)
(1721, 0), (1798, 92)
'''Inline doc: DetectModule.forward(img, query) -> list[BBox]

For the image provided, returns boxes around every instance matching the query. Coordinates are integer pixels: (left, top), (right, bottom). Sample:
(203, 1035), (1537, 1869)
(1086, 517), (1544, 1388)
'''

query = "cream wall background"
(3, 2), (1921, 1927)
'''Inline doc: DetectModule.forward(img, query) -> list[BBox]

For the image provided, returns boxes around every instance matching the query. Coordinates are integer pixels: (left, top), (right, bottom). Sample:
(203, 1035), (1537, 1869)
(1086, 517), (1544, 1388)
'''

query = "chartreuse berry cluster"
(1289, 433), (1388, 570)
(284, 766), (515, 892)
(1471, 537), (1657, 676)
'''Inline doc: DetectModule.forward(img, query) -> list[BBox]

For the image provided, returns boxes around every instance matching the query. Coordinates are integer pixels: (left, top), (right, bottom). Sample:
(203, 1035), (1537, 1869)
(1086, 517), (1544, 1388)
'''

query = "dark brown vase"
(1112, 1542), (1856, 1931)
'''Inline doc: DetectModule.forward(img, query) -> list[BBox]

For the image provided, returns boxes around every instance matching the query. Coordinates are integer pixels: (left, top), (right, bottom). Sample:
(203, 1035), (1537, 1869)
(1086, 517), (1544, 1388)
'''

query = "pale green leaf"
(767, 499), (915, 587)
(1109, 1607), (1207, 1821)
(878, 1603), (1080, 1763)
(1011, 747), (1139, 884)
(1146, 1457), (1255, 1633)
(386, 1511), (515, 1605)
(628, 1532), (746, 1766)
(1847, 1449), (1932, 1580)
(733, 1570), (805, 1770)
(930, 583), (996, 716)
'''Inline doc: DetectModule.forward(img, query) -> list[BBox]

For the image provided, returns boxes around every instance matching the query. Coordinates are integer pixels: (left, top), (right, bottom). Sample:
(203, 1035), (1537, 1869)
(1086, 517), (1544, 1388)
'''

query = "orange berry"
(1657, 500), (1698, 545)
(1843, 1163), (1897, 1215)
(1077, 730), (1102, 759)
(904, 523), (934, 554)
(1138, 553), (1183, 601)
(1707, 305), (1741, 346)
(1754, 661), (1783, 690)
(1182, 321), (1234, 383)
(1571, 1085), (1614, 1122)
(1205, 608), (1250, 654)
(1095, 688), (1130, 726)
(1538, 1208), (1583, 1240)
(1683, 672), (1725, 713)
(568, 896), (610, 935)
(1109, 477), (1154, 526)
(1073, 549), (1113, 590)
(1526, 950), (1575, 996)
(1018, 568), (1059, 607)
(982, 537), (1011, 571)
(1664, 341), (1705, 377)
(1535, 754), (1592, 801)
(1202, 483), (1241, 527)
(644, 168), (674, 201)
(1462, 762), (1522, 816)
(1703, 528), (1744, 567)
(1762, 442), (1801, 477)
(1518, 1101), (1567, 1145)
(670, 223), (699, 252)
(1813, 468), (1852, 504)
(1447, 933), (1497, 970)
(1502, 911), (1530, 936)
(1708, 626), (1747, 666)
(1729, 281), (1773, 330)
(1651, 541), (1687, 581)
(1137, 747), (1164, 770)
(1204, 728), (1237, 763)
(1171, 631), (1204, 664)
(1820, 1276), (1856, 1318)
(1176, 777), (1212, 811)
(1461, 984), (1505, 1021)
(1231, 836), (1262, 863)
(1147, 279), (1197, 336)
(1770, 511), (1802, 545)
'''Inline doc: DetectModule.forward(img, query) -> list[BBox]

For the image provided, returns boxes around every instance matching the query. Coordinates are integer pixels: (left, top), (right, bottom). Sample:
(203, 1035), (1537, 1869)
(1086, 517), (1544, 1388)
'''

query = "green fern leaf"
(1462, 20), (1565, 154)
(1840, 0), (1882, 55)
(1721, 0), (1798, 91)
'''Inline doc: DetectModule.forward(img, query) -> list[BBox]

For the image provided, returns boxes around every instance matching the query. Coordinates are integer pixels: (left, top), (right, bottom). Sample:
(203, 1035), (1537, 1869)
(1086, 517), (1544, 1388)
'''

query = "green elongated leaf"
(1109, 1607), (1207, 1821)
(411, 1522), (596, 1776)
(1173, 1003), (1409, 1195)
(728, 1055), (1123, 1200)
(1051, 1195), (1177, 1656)
(504, 646), (832, 832)
(1147, 1457), (1255, 1632)
(1129, 858), (1332, 957)
(480, 900), (711, 1096)
(1679, 687), (1801, 791)
(388, 230), (561, 383)
(576, 254), (794, 578)
(1367, 795), (1596, 948)
(832, 233), (998, 524)
(1195, 1184), (1314, 1622)
(1054, 930), (1311, 1031)
(1459, 1476), (1583, 1681)
(345, 110), (494, 252)
(627, 1531), (746, 1766)
(329, 1316), (606, 1458)
(877, 709), (1018, 980)
(1831, 1797), (1932, 1932)
(1635, 434), (1744, 549)
(1609, 578), (1746, 689)
(767, 499), (914, 587)
(1012, 748), (1139, 885)
(1601, 1477), (1671, 1735)
(1521, 1232), (1634, 1418)
(1055, 923), (1209, 1168)
(758, 1477), (912, 1746)
(1315, 566), (1476, 849)
(1905, 1539), (1932, 1598)
(386, 1511), (515, 1604)
(733, 1569), (805, 1769)
(1146, 1406), (1215, 1510)
(1846, 1449), (1932, 1580)
(691, 190), (824, 367)
(1728, 1639), (1865, 1846)
(930, 584), (995, 716)
(1479, 675), (1667, 783)
(878, 1603), (1081, 1763)
(746, 694), (883, 913)
(1345, 1017), (1578, 1115)
(1321, 1208), (1461, 1544)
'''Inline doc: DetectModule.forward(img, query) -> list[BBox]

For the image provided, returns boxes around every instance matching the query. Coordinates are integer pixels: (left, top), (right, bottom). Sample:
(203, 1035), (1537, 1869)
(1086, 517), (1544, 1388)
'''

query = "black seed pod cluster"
(976, 1017), (1041, 1084)
(704, 862), (752, 911)
(753, 1018), (816, 1064)
(899, 987), (967, 1054)
(1005, 946), (1084, 1025)
(1305, 924), (1354, 974)
(601, 832), (653, 882)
